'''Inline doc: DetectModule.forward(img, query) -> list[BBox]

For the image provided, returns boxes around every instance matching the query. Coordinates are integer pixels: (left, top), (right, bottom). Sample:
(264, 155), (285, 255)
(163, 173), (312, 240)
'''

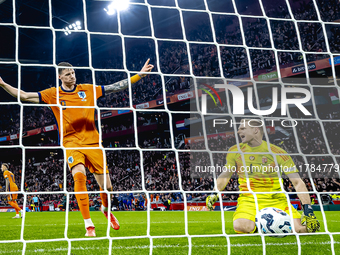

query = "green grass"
(0, 211), (339, 254)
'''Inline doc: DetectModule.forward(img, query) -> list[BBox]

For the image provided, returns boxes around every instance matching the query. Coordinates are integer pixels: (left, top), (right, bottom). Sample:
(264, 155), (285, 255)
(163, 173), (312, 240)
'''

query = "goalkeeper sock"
(100, 188), (109, 210)
(74, 172), (91, 220)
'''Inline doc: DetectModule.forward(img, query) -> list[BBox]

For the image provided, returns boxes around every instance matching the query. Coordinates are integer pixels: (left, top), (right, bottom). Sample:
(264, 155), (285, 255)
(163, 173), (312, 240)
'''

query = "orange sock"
(100, 188), (108, 208)
(9, 201), (21, 213)
(74, 172), (90, 220)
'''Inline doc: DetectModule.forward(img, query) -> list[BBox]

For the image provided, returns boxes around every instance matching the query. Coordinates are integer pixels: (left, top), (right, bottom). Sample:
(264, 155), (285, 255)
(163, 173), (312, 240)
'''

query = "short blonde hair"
(58, 62), (73, 75)
(241, 119), (264, 137)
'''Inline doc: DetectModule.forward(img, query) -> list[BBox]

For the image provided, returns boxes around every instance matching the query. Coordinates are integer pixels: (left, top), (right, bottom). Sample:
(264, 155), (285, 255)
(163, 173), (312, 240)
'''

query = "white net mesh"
(0, 0), (340, 254)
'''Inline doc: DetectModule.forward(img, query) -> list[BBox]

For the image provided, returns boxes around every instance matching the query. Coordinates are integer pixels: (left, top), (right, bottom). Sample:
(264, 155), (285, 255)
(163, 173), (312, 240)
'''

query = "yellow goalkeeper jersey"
(226, 140), (298, 195)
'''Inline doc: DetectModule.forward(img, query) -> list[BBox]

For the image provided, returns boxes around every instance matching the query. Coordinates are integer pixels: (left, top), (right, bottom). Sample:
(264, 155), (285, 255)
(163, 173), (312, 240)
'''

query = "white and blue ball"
(255, 207), (292, 237)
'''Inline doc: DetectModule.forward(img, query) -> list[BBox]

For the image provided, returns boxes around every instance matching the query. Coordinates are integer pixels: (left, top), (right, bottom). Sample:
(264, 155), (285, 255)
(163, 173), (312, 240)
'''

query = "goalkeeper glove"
(206, 194), (219, 211)
(301, 204), (320, 233)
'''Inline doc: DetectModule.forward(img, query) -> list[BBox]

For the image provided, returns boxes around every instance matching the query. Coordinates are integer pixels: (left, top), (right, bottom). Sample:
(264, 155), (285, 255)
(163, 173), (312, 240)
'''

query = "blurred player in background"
(206, 119), (320, 234)
(0, 59), (154, 236)
(1, 163), (23, 218)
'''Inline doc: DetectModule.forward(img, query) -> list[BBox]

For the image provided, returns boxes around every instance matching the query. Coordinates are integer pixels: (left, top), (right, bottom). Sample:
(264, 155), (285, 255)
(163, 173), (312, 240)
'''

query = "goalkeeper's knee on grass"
(234, 225), (257, 234)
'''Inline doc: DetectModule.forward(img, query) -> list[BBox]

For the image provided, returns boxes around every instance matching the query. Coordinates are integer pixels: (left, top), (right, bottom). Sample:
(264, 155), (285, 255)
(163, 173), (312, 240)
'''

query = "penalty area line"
(2, 241), (338, 253)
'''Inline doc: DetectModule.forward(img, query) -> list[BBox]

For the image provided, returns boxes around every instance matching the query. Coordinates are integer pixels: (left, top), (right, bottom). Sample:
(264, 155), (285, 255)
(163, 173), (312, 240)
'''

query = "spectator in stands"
(163, 196), (171, 211)
(2, 2), (340, 212)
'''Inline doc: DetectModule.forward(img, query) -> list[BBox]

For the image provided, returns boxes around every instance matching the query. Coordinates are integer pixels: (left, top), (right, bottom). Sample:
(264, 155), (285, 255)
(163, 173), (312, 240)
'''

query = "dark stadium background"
(0, 0), (339, 212)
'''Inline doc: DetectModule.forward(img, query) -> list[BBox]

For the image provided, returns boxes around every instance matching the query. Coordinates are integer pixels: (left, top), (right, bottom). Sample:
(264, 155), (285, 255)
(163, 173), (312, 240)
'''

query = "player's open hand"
(206, 194), (219, 211)
(139, 58), (154, 77)
(301, 204), (320, 232)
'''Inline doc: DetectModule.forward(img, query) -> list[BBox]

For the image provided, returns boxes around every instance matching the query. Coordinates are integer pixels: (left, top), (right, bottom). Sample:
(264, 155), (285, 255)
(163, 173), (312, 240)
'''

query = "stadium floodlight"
(104, 6), (115, 15)
(64, 21), (81, 36)
(104, 0), (130, 15)
(64, 28), (71, 35)
(75, 20), (82, 30)
(114, 0), (129, 11)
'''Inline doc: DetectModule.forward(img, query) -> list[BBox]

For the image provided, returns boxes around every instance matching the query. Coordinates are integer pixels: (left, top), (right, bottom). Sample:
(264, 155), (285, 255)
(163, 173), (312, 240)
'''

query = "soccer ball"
(255, 207), (292, 237)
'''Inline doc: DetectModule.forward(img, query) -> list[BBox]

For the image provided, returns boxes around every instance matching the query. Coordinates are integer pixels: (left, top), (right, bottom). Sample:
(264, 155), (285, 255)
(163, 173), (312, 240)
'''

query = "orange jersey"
(3, 170), (18, 191)
(38, 84), (105, 147)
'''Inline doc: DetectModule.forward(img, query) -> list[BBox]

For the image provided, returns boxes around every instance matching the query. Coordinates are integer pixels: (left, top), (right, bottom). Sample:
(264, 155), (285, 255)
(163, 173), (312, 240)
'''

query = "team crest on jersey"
(68, 156), (74, 164)
(78, 91), (87, 101)
(249, 156), (255, 161)
(262, 156), (268, 164)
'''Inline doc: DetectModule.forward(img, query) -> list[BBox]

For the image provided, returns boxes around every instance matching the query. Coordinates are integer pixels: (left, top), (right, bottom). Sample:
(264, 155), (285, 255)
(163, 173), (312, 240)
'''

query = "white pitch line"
(3, 218), (340, 228)
(1, 241), (338, 254)
(0, 220), (231, 227)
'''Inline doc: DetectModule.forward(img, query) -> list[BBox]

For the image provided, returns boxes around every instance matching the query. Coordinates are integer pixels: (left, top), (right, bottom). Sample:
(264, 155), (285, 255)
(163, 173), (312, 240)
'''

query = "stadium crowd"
(1, 0), (339, 131)
(317, 0), (340, 22)
(1, 0), (340, 210)
(0, 105), (20, 137)
(23, 107), (55, 132)
(1, 135), (339, 209)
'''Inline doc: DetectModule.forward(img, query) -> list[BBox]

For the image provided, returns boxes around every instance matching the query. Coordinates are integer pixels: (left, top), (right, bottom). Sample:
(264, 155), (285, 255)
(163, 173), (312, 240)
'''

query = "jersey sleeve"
(276, 153), (298, 175)
(3, 171), (9, 179)
(225, 146), (237, 168)
(82, 84), (105, 99)
(38, 88), (56, 104)
(96, 85), (105, 99)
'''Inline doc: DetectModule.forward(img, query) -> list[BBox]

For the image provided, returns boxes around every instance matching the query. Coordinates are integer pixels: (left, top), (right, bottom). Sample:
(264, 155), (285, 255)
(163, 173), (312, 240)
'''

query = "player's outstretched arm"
(288, 173), (320, 232)
(103, 58), (154, 94)
(0, 76), (39, 103)
(216, 170), (233, 192)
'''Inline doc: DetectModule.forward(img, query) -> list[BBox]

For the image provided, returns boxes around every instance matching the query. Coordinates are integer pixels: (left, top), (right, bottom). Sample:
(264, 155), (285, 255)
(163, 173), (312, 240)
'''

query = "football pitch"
(0, 211), (339, 255)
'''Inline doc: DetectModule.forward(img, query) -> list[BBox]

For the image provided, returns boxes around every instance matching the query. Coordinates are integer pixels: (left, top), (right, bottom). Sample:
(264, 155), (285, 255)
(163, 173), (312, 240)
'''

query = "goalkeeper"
(206, 119), (320, 234)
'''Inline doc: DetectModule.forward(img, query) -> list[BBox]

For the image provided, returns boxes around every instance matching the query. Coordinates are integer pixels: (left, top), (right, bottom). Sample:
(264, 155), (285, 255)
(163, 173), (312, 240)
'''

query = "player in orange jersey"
(1, 163), (23, 218)
(0, 59), (154, 236)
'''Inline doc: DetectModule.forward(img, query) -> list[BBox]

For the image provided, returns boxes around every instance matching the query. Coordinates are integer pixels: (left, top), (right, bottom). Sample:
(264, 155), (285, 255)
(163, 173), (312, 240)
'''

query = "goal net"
(0, 0), (339, 254)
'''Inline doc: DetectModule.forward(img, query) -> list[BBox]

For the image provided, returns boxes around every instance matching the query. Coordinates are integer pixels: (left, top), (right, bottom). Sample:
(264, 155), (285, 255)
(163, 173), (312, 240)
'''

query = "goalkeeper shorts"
(233, 193), (301, 222)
